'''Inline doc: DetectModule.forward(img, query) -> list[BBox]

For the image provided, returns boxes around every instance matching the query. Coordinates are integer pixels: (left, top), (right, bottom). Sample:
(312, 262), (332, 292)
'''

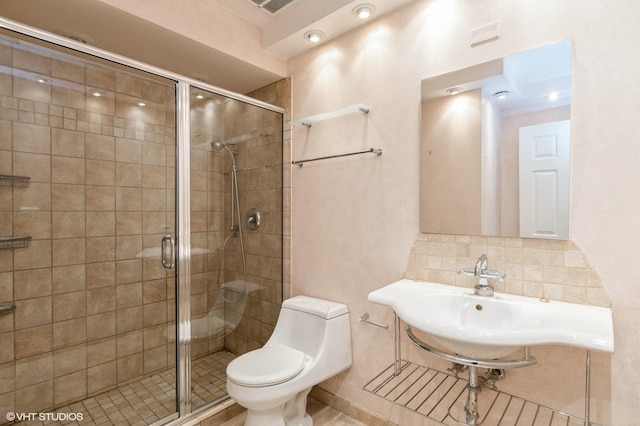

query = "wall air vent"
(250, 0), (298, 15)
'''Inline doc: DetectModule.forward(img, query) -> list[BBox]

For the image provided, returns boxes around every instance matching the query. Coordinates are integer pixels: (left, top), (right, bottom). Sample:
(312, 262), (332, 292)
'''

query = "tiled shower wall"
(189, 80), (289, 359)
(0, 38), (177, 413)
(222, 81), (288, 355)
(404, 233), (611, 307)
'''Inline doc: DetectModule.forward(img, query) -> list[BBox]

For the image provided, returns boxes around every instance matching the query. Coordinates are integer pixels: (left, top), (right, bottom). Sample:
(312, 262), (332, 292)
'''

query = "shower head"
(211, 141), (239, 163)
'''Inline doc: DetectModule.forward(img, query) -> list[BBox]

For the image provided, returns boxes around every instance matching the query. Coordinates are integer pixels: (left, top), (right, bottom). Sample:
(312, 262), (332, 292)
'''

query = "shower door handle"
(161, 234), (175, 269)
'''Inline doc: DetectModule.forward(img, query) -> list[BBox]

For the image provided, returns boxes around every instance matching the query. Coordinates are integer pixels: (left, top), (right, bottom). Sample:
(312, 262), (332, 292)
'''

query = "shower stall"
(0, 18), (284, 424)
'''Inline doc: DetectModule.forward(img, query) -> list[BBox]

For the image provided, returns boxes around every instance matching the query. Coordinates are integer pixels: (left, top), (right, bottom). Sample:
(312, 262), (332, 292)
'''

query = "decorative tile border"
(404, 233), (611, 307)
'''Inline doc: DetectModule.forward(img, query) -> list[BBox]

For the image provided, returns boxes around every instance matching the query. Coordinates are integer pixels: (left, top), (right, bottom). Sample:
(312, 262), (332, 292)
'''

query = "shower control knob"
(247, 208), (261, 231)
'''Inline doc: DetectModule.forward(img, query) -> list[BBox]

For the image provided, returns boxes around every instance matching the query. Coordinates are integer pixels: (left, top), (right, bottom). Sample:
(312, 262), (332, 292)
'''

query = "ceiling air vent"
(250, 0), (298, 15)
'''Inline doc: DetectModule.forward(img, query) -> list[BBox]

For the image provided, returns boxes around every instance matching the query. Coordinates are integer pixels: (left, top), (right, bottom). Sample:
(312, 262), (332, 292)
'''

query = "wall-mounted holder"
(292, 147), (382, 167)
(0, 236), (32, 249)
(292, 103), (380, 167)
(293, 103), (371, 127)
(0, 174), (30, 187)
(358, 313), (388, 329)
(360, 313), (402, 377)
(0, 305), (16, 317)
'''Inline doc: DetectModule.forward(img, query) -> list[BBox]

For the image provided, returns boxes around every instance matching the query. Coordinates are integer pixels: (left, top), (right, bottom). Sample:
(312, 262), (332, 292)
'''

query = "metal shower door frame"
(0, 16), (284, 421)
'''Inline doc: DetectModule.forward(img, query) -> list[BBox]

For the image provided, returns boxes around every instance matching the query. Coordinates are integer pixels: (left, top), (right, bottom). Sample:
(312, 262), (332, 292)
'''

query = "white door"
(519, 120), (571, 239)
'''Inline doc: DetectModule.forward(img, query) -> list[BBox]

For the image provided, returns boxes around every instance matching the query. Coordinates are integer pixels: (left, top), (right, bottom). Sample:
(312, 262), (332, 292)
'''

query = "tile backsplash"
(404, 233), (611, 307)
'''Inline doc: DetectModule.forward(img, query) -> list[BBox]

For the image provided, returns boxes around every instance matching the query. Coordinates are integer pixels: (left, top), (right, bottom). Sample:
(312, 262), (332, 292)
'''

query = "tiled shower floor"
(12, 350), (236, 426)
(364, 360), (586, 426)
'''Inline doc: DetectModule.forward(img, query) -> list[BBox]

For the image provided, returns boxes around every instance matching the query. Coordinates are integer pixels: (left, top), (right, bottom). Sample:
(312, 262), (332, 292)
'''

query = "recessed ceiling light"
(493, 90), (510, 100)
(92, 92), (102, 97)
(37, 78), (47, 84)
(547, 91), (559, 101)
(304, 31), (324, 44)
(138, 102), (146, 107)
(53, 29), (93, 45)
(446, 87), (463, 95)
(352, 3), (376, 20)
(190, 74), (208, 83)
(195, 94), (205, 100)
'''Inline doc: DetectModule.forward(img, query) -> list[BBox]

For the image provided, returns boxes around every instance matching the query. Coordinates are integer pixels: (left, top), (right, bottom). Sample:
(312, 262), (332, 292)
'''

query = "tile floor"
(10, 351), (236, 426)
(219, 398), (369, 426)
(8, 349), (368, 426)
(12, 352), (578, 426)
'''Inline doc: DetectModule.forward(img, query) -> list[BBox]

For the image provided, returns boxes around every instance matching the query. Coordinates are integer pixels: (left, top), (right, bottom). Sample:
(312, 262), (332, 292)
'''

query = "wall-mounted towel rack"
(293, 103), (371, 127)
(292, 103), (378, 166)
(359, 313), (388, 329)
(292, 148), (382, 167)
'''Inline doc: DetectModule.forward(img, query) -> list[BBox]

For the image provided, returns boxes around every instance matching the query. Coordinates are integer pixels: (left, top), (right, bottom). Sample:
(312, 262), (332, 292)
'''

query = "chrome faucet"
(474, 254), (488, 277)
(458, 254), (505, 297)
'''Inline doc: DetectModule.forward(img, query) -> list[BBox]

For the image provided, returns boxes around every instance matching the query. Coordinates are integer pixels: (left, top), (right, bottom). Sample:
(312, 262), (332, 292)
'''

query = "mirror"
(420, 40), (572, 239)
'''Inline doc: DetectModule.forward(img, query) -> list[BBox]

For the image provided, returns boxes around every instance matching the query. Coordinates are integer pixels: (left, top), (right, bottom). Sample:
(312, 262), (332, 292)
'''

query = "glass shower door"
(0, 16), (286, 422)
(0, 28), (179, 423)
(188, 86), (284, 411)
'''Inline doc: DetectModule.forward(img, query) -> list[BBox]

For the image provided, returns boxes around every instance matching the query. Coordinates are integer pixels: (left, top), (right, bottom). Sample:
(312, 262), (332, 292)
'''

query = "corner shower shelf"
(0, 175), (30, 187)
(0, 236), (32, 250)
(293, 103), (371, 127)
(0, 305), (16, 317)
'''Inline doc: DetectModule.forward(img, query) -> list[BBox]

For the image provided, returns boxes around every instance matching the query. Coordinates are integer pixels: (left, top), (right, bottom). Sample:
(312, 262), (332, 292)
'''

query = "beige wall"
(288, 0), (640, 423)
(481, 95), (501, 235)
(421, 90), (482, 235)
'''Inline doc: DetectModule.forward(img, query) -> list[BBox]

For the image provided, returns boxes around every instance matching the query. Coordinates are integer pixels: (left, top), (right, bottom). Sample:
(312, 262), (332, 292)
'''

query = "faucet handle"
(478, 269), (506, 280)
(457, 267), (476, 277)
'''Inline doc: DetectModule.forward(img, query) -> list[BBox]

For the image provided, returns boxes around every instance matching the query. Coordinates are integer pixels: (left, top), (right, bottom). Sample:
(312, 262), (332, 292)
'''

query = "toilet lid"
(227, 344), (307, 387)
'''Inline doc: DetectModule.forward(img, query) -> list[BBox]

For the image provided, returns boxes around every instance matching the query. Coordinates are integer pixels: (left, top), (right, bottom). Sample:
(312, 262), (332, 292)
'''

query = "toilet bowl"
(226, 295), (352, 426)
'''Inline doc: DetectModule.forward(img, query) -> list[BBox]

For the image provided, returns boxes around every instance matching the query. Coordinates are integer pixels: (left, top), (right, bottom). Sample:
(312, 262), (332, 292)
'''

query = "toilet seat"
(227, 344), (307, 387)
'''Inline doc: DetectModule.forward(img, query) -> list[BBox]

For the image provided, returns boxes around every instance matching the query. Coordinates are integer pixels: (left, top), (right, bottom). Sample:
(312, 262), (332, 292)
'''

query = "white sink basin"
(368, 279), (614, 359)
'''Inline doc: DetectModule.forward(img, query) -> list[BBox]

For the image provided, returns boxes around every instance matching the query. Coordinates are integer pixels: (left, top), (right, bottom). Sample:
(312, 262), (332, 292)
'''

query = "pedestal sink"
(368, 279), (614, 359)
(368, 279), (614, 425)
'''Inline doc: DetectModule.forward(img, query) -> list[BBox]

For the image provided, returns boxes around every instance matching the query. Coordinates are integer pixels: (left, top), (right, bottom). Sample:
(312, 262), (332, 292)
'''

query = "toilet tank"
(267, 296), (349, 357)
(282, 295), (348, 318)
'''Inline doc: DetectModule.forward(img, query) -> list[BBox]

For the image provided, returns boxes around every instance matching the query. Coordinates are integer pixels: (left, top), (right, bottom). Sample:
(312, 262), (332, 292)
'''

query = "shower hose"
(216, 165), (248, 304)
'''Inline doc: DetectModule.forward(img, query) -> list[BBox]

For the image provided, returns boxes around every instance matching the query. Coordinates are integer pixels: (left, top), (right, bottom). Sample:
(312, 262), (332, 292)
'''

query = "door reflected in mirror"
(420, 39), (571, 239)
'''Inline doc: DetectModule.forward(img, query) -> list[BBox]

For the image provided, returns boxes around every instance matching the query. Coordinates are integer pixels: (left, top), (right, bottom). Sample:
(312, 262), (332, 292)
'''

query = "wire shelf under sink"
(364, 360), (589, 426)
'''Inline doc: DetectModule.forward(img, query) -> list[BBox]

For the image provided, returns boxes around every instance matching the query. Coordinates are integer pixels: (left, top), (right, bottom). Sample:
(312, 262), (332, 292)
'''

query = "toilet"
(226, 295), (352, 426)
